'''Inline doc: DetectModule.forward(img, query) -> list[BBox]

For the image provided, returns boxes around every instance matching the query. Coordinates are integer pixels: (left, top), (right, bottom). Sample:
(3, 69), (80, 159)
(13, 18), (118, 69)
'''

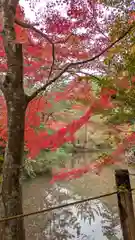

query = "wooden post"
(115, 169), (135, 240)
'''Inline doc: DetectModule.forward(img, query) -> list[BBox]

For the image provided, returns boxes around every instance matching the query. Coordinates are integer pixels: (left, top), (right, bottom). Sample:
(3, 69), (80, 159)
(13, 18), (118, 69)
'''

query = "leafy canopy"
(0, 0), (135, 181)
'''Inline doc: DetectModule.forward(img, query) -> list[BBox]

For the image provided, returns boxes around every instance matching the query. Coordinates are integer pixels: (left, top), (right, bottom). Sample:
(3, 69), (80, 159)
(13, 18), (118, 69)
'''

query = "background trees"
(0, 0), (135, 239)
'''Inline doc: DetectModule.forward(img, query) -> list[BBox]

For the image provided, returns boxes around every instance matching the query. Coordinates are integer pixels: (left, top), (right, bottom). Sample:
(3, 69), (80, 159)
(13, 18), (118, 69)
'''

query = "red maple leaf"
(0, 2), (132, 184)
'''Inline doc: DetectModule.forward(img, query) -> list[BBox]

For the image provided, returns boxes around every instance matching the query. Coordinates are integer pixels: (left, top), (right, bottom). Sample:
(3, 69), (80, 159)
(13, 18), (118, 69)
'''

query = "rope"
(0, 188), (135, 223)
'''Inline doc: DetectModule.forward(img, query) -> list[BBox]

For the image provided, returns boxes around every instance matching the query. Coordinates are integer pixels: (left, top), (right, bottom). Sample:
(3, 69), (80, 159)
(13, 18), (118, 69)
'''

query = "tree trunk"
(0, 2), (27, 238)
(1, 88), (27, 240)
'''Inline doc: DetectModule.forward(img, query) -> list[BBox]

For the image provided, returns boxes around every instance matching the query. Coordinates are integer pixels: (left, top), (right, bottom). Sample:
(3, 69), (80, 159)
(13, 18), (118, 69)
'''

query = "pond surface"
(22, 152), (135, 240)
(23, 177), (122, 240)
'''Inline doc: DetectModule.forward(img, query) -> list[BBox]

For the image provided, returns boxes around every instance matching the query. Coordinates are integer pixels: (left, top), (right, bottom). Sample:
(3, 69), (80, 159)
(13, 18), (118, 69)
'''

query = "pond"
(23, 152), (130, 239)
(24, 178), (122, 239)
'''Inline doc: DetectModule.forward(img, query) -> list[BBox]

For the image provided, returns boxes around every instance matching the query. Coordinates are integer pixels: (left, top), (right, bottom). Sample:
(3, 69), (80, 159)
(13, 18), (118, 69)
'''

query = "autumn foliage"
(0, 2), (135, 182)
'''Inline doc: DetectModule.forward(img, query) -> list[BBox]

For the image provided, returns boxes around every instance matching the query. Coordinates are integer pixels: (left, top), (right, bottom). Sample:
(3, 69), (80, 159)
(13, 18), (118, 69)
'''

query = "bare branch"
(46, 34), (73, 78)
(15, 18), (53, 44)
(70, 24), (134, 67)
(15, 18), (39, 27)
(47, 43), (55, 79)
(68, 69), (101, 81)
(27, 24), (134, 102)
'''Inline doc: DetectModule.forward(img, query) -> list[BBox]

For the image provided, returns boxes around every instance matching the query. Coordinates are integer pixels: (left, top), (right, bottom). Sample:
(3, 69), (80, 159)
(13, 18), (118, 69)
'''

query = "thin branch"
(15, 18), (39, 27)
(96, 22), (110, 40)
(28, 24), (134, 102)
(71, 24), (134, 66)
(47, 43), (55, 79)
(15, 18), (53, 44)
(55, 33), (73, 44)
(15, 19), (74, 78)
(43, 112), (55, 124)
(91, 2), (109, 41)
(68, 69), (102, 81)
(15, 18), (55, 79)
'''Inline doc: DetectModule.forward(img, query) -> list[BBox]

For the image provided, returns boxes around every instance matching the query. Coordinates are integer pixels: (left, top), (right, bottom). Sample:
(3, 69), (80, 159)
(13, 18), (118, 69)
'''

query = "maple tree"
(0, 0), (135, 239)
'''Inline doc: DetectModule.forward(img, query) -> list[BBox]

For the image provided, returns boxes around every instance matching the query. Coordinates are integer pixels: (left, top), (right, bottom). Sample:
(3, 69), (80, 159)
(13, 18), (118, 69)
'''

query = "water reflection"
(101, 204), (121, 239)
(24, 181), (122, 239)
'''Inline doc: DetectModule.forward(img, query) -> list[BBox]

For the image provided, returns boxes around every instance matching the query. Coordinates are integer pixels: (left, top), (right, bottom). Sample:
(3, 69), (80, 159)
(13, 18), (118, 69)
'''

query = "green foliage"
(98, 84), (135, 124)
(85, 33), (135, 125)
(23, 142), (73, 178)
(23, 80), (88, 178)
(0, 155), (4, 162)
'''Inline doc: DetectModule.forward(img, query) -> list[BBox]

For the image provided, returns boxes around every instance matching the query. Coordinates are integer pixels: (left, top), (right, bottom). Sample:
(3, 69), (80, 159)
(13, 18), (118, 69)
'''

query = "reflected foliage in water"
(25, 183), (122, 239)
(101, 204), (121, 240)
